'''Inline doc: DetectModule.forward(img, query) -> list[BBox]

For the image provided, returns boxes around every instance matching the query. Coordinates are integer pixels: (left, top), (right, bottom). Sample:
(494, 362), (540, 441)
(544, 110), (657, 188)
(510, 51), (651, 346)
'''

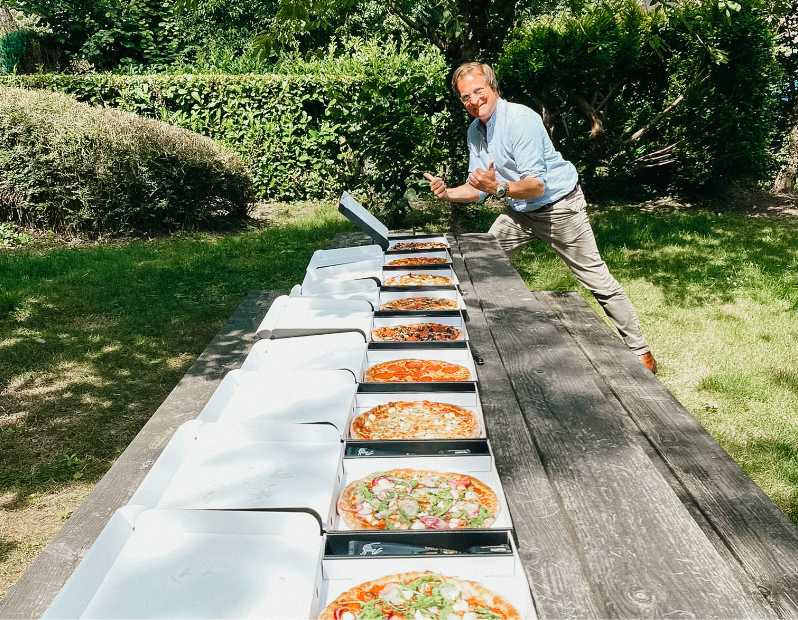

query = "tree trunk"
(0, 3), (19, 34)
(774, 120), (798, 194)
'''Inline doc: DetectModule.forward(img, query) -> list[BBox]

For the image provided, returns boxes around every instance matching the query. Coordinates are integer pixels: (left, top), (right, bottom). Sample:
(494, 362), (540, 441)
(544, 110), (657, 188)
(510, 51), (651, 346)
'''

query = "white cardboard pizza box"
(346, 389), (486, 440)
(198, 369), (356, 433)
(386, 234), (450, 252)
(240, 332), (367, 376)
(255, 295), (373, 339)
(359, 345), (478, 386)
(383, 250), (452, 267)
(305, 262), (384, 283)
(369, 313), (468, 342)
(308, 245), (384, 269)
(128, 421), (342, 527)
(332, 453), (513, 531)
(319, 540), (537, 619)
(381, 266), (460, 286)
(42, 508), (323, 620)
(290, 281), (380, 308)
(378, 287), (467, 312)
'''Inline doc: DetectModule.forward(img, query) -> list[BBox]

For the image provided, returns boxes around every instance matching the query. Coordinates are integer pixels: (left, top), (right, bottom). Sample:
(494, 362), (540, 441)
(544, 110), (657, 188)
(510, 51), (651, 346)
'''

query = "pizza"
(372, 323), (462, 342)
(382, 274), (452, 287)
(337, 469), (500, 530)
(390, 241), (449, 251)
(350, 400), (480, 440)
(364, 359), (472, 382)
(387, 256), (449, 267)
(318, 572), (521, 620)
(379, 297), (459, 311)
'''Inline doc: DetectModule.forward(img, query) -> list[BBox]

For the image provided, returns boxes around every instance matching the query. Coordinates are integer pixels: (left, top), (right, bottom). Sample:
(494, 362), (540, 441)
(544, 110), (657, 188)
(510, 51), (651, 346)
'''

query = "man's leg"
(524, 189), (654, 363)
(488, 208), (538, 258)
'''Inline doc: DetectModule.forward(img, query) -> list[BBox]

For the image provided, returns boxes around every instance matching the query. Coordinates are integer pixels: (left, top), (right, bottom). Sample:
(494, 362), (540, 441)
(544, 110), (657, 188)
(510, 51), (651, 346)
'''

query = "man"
(424, 62), (657, 373)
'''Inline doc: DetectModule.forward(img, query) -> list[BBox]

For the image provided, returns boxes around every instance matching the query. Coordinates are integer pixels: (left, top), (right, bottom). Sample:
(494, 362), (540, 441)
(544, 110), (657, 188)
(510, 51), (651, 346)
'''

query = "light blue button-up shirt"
(467, 98), (578, 211)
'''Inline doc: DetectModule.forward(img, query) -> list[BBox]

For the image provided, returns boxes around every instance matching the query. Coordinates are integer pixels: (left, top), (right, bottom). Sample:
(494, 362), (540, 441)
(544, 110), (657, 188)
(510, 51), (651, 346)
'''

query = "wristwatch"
(495, 180), (509, 199)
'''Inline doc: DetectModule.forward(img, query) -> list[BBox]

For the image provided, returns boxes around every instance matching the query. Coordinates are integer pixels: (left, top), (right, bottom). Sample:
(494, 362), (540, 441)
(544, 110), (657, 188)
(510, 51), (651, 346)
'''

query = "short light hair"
(451, 62), (500, 97)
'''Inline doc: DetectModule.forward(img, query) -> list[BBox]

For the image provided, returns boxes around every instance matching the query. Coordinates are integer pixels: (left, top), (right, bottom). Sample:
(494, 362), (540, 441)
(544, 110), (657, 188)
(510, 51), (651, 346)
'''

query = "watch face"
(496, 182), (508, 198)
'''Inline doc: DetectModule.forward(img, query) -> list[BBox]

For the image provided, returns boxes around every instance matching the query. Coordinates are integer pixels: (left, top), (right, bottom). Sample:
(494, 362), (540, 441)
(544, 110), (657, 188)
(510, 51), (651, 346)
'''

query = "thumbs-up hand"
(467, 161), (499, 194)
(423, 172), (449, 200)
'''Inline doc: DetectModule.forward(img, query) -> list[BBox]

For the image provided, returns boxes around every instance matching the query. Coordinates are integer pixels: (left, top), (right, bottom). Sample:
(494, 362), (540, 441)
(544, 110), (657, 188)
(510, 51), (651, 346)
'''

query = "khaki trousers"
(488, 187), (650, 355)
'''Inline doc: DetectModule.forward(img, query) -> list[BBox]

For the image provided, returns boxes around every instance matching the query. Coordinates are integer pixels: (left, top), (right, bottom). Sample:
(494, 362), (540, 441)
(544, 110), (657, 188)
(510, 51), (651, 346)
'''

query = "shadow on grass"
(0, 215), (354, 510)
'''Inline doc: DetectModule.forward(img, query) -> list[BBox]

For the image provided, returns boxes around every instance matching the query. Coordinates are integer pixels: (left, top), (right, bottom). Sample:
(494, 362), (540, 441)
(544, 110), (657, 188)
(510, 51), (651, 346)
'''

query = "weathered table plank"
(0, 290), (284, 620)
(456, 233), (773, 619)
(447, 237), (605, 619)
(543, 289), (798, 619)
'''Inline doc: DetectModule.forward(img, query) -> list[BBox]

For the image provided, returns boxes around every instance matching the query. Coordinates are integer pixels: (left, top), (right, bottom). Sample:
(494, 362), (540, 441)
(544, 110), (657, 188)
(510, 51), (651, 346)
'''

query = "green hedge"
(497, 0), (781, 197)
(0, 86), (254, 235)
(0, 68), (464, 214)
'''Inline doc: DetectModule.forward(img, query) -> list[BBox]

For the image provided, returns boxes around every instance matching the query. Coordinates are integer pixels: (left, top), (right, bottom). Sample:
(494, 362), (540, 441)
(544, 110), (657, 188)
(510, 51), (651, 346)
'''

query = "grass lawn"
(0, 202), (354, 597)
(1, 197), (797, 600)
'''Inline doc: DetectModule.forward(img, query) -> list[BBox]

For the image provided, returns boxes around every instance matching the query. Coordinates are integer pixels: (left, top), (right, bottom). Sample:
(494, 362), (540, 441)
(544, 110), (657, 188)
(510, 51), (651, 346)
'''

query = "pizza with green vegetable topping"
(337, 469), (500, 530)
(317, 572), (521, 620)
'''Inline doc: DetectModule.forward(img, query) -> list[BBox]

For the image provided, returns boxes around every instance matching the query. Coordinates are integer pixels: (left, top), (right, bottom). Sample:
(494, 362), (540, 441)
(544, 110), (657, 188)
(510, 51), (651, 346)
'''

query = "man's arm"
(468, 162), (545, 200)
(423, 173), (482, 203)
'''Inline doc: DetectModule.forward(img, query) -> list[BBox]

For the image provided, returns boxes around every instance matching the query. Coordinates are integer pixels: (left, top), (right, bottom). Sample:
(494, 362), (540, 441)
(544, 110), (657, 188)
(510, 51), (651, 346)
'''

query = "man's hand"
(423, 173), (449, 200)
(467, 161), (499, 194)
(423, 172), (482, 203)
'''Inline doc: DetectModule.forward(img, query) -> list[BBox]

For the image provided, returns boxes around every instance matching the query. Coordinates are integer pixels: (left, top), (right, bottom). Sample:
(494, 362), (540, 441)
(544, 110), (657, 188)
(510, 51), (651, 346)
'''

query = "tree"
(179, 0), (523, 65)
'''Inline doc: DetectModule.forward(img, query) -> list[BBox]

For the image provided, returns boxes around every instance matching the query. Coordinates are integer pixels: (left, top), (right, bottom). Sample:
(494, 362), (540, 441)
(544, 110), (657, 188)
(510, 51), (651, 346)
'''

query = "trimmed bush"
(0, 86), (254, 236)
(0, 40), (462, 216)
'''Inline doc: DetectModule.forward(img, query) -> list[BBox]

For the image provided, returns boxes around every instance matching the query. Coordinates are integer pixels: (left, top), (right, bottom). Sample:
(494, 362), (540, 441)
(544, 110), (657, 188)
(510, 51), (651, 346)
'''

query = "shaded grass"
(0, 203), (355, 597)
(512, 206), (798, 524)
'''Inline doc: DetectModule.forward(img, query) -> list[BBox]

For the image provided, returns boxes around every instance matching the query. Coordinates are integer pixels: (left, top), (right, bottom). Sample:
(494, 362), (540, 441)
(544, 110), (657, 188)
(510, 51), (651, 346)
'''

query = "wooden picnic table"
(2, 232), (798, 619)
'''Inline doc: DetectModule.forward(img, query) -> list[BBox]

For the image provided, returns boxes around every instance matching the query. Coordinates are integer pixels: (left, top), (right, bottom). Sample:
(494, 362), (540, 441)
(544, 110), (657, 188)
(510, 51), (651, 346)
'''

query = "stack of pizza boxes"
(42, 193), (536, 619)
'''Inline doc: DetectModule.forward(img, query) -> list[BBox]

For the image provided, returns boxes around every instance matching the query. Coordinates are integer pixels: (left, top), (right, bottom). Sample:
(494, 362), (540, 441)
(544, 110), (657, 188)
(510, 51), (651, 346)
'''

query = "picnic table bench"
(3, 232), (798, 619)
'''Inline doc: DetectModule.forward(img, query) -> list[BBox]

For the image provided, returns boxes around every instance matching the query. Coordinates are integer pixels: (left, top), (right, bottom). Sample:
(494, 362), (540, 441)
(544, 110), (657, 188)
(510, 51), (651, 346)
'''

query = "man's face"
(456, 72), (499, 123)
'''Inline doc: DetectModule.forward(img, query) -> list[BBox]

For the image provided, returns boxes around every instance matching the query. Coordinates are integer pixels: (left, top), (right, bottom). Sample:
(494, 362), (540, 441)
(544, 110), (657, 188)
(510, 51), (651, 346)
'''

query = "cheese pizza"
(317, 572), (521, 620)
(363, 359), (472, 382)
(337, 469), (500, 530)
(350, 400), (480, 440)
(382, 274), (452, 287)
(386, 256), (449, 267)
(379, 297), (459, 311)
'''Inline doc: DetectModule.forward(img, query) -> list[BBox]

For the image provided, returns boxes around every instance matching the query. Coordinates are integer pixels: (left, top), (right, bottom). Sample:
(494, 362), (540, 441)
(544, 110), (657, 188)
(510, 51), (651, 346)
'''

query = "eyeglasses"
(459, 85), (487, 104)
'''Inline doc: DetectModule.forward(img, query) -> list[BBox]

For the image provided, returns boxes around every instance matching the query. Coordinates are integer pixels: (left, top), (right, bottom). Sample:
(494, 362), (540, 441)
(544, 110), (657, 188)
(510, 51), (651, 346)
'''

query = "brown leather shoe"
(637, 351), (658, 374)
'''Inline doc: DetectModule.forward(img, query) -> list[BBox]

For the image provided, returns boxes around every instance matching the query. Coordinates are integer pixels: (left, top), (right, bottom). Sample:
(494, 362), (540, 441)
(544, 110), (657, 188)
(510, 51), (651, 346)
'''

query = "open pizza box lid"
(346, 387), (486, 440)
(309, 245), (384, 269)
(378, 286), (467, 313)
(370, 311), (469, 343)
(240, 332), (367, 376)
(256, 295), (373, 339)
(332, 451), (513, 532)
(198, 369), (356, 434)
(338, 191), (390, 250)
(383, 250), (452, 268)
(290, 280), (380, 308)
(358, 343), (479, 388)
(386, 234), (451, 253)
(42, 508), (324, 619)
(319, 532), (536, 619)
(128, 421), (342, 527)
